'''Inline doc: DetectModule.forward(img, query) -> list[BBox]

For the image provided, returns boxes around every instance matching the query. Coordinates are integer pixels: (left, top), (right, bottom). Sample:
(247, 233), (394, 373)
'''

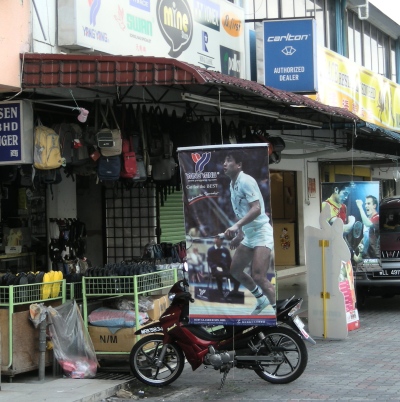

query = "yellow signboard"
(309, 47), (400, 132)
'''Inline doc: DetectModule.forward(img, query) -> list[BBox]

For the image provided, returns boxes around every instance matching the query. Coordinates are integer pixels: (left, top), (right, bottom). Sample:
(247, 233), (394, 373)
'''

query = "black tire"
(253, 326), (308, 384)
(129, 334), (185, 387)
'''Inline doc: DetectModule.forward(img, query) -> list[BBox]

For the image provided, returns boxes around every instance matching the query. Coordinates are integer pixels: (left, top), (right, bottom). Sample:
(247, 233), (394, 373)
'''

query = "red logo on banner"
(191, 152), (211, 172)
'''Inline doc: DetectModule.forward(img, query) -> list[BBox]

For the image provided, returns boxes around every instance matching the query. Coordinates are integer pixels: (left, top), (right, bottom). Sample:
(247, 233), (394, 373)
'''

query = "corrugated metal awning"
(20, 54), (360, 124)
(365, 122), (400, 142)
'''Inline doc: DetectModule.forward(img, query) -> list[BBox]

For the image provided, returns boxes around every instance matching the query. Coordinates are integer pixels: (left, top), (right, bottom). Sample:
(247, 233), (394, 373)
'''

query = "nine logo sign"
(156, 0), (193, 57)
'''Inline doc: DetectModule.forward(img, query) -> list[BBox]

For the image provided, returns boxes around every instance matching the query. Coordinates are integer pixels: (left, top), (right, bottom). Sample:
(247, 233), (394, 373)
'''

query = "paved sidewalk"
(6, 270), (400, 401)
(121, 294), (400, 401)
(0, 376), (131, 402)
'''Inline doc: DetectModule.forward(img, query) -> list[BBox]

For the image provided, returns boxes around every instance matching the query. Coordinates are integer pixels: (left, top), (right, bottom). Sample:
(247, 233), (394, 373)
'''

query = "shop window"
(270, 170), (298, 266)
(347, 10), (396, 80)
(379, 179), (396, 200)
(0, 174), (47, 271)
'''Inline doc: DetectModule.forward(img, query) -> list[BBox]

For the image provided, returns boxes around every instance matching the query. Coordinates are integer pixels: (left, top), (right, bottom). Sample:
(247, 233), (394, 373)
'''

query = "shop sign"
(58, 0), (246, 78)
(263, 18), (317, 93)
(0, 101), (33, 165)
(157, 0), (193, 57)
(309, 47), (400, 132)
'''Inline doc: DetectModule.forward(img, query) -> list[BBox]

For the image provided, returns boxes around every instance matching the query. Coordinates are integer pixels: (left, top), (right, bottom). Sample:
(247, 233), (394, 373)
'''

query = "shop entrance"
(270, 170), (298, 267)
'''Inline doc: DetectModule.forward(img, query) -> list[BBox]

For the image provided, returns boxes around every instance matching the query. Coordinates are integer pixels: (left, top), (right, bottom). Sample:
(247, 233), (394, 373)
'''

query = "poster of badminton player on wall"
(177, 144), (276, 326)
(321, 181), (381, 271)
(321, 181), (380, 330)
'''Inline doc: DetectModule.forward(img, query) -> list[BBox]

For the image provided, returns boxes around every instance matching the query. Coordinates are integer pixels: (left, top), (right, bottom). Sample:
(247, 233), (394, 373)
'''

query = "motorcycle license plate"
(293, 316), (310, 340)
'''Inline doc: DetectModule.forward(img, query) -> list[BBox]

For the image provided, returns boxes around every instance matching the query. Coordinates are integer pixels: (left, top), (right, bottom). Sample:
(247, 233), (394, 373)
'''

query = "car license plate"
(373, 269), (400, 277)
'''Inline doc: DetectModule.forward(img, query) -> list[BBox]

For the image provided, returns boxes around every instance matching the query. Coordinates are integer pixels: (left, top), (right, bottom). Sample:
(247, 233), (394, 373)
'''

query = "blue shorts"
(242, 222), (274, 250)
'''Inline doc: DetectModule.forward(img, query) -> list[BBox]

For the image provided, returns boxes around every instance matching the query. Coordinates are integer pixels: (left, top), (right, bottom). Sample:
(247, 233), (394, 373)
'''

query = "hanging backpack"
(53, 123), (74, 165)
(70, 123), (91, 166)
(33, 124), (63, 170)
(97, 155), (121, 182)
(35, 168), (63, 186)
(33, 167), (63, 199)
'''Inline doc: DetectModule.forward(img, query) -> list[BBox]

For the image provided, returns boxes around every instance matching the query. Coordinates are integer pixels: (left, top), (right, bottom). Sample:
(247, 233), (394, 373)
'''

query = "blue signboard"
(263, 19), (317, 93)
(0, 102), (22, 163)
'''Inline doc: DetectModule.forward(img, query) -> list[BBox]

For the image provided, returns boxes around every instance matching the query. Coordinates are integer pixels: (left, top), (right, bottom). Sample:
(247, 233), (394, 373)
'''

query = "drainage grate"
(95, 371), (133, 381)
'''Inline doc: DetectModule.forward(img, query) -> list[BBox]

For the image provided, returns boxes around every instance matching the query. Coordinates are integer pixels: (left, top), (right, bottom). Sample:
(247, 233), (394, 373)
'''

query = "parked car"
(355, 195), (400, 302)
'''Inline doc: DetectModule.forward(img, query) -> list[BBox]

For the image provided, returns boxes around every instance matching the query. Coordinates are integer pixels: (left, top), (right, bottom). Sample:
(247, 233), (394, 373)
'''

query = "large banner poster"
(178, 144), (276, 326)
(321, 181), (381, 272)
(311, 47), (400, 132)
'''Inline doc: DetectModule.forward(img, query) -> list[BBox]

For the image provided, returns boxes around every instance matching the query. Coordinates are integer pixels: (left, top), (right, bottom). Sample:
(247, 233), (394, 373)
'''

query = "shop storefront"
(0, 53), (362, 376)
(1, 0), (398, 377)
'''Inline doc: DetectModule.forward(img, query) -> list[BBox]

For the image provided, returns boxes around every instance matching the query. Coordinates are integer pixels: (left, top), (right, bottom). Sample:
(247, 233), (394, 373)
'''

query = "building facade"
(0, 0), (399, 272)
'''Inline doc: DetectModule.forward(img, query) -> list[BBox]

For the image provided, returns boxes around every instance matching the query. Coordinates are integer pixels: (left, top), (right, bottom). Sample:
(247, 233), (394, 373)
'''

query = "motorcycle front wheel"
(254, 326), (308, 384)
(129, 334), (185, 387)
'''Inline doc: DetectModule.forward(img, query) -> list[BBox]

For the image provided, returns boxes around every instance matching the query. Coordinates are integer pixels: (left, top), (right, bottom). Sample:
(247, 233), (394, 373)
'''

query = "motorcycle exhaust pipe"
(235, 355), (283, 363)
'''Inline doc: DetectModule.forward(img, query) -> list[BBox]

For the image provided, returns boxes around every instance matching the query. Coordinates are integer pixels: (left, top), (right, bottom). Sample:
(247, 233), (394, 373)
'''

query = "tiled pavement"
(2, 271), (400, 401)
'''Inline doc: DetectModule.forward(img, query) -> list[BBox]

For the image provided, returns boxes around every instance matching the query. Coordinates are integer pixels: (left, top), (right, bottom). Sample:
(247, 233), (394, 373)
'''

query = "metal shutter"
(159, 189), (185, 244)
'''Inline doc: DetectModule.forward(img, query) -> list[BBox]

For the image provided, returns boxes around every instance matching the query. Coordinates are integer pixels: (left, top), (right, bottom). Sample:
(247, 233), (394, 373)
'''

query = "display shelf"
(0, 252), (35, 274)
(82, 268), (178, 356)
(0, 280), (66, 377)
(66, 281), (83, 301)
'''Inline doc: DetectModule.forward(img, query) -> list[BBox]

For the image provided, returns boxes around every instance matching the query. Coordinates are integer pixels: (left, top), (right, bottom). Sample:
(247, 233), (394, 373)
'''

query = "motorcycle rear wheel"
(130, 334), (185, 387)
(254, 326), (308, 384)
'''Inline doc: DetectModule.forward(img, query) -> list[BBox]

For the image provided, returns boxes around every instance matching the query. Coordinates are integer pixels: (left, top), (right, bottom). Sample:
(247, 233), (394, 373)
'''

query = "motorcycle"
(130, 270), (315, 389)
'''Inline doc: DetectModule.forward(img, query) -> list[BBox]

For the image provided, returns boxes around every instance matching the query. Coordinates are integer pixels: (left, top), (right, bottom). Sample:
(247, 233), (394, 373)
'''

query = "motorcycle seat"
(276, 295), (295, 311)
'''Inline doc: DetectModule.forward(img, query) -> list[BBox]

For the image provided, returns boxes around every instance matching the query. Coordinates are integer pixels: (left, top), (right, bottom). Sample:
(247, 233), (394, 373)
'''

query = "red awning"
(20, 53), (359, 123)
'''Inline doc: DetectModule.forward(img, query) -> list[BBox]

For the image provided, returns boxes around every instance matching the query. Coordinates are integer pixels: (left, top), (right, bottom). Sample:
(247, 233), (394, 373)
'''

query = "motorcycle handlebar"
(174, 291), (194, 303)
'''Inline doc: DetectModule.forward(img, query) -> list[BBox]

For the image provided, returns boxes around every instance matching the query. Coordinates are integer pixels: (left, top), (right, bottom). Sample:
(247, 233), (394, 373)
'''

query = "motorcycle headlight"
(168, 293), (176, 301)
(288, 300), (303, 317)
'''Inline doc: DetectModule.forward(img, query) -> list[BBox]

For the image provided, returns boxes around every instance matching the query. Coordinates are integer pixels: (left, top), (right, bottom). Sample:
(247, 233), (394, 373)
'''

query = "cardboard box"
(88, 325), (139, 352)
(147, 294), (169, 320)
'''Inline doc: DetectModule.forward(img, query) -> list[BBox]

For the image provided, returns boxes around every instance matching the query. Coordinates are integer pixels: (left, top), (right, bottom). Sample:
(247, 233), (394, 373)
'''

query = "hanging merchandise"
(97, 155), (121, 183)
(34, 168), (62, 186)
(96, 100), (122, 157)
(116, 103), (136, 180)
(145, 106), (167, 158)
(69, 123), (91, 166)
(33, 122), (63, 170)
(141, 106), (176, 182)
(136, 105), (150, 177)
(53, 123), (74, 165)
(131, 154), (147, 183)
(120, 136), (137, 179)
(33, 167), (63, 200)
(48, 218), (89, 281)
(152, 134), (176, 182)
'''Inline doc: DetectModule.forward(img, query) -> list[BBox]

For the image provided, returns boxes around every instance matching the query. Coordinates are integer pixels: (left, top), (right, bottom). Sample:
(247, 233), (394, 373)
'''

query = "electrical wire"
(218, 88), (223, 144)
